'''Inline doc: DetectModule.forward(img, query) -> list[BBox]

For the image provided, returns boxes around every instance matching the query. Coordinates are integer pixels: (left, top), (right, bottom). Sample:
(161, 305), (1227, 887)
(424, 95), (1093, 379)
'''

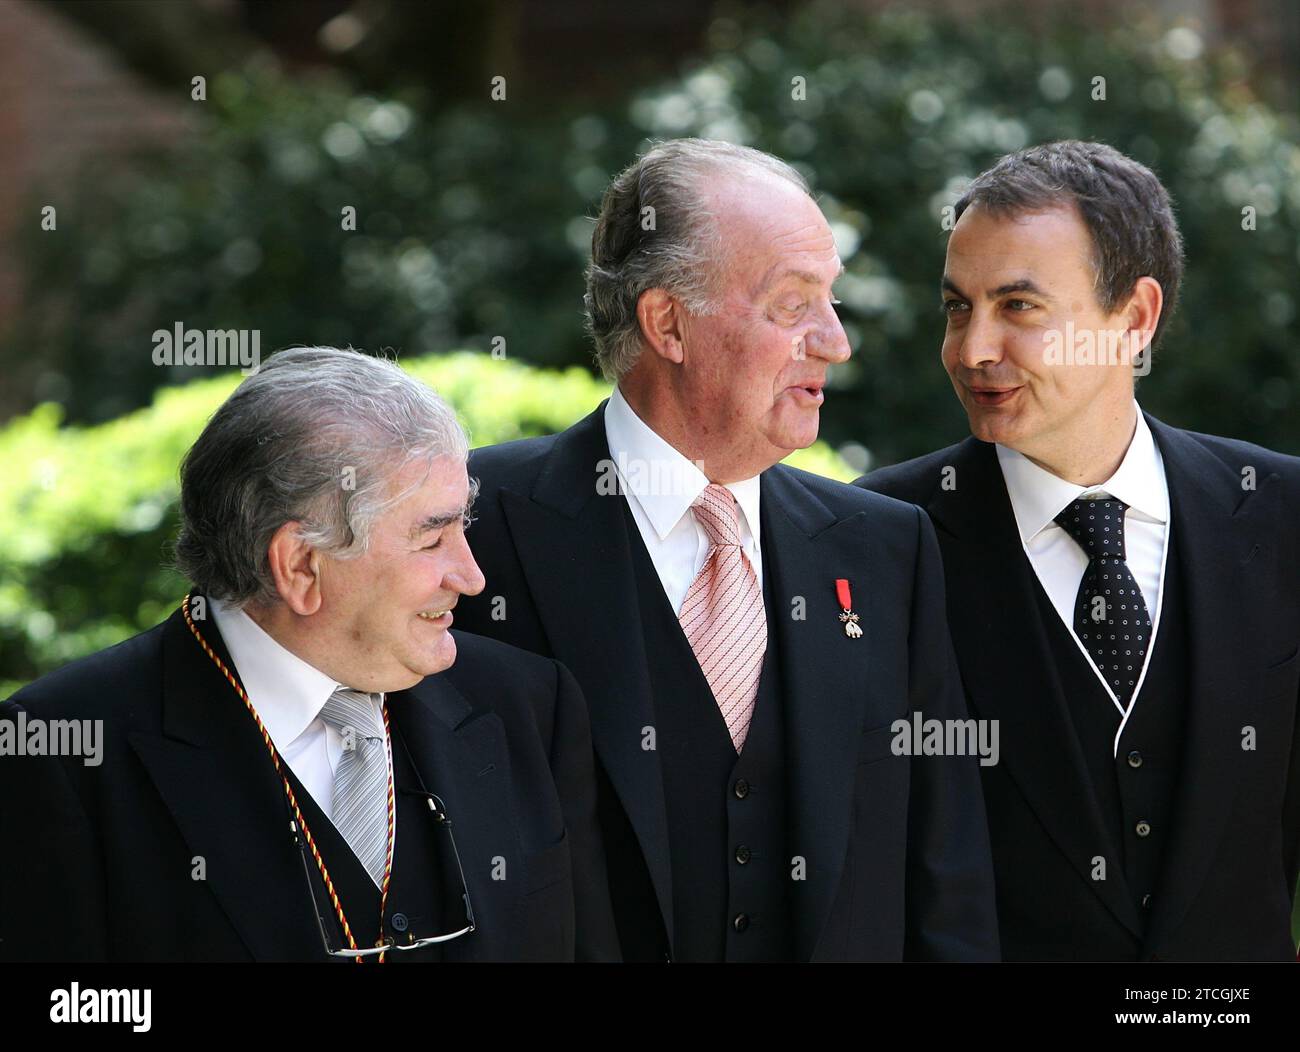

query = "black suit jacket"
(456, 403), (999, 961)
(858, 413), (1300, 961)
(0, 603), (620, 962)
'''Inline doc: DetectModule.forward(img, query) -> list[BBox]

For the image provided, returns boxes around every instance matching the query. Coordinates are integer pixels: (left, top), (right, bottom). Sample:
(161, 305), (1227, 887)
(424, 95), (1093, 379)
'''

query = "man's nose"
(955, 310), (1004, 369)
(447, 534), (486, 597)
(808, 305), (852, 364)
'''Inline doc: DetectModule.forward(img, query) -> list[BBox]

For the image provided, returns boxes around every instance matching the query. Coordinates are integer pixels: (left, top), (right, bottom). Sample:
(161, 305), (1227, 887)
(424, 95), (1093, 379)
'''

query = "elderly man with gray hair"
(456, 138), (999, 961)
(0, 346), (619, 962)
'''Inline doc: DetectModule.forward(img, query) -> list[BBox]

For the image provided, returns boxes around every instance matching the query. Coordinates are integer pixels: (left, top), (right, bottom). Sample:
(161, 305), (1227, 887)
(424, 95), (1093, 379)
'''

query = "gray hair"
(174, 345), (474, 608)
(584, 138), (811, 381)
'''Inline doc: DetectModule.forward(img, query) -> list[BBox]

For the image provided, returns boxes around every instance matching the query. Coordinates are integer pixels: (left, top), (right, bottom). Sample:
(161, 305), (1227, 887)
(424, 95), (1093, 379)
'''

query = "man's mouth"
(967, 384), (1022, 407)
(416, 608), (453, 624)
(787, 382), (825, 405)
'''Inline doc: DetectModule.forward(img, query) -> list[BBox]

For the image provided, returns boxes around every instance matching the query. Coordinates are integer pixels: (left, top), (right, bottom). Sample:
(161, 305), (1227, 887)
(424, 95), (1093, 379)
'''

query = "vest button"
(734, 844), (751, 865)
(733, 778), (750, 799)
(1141, 893), (1153, 909)
(1127, 750), (1143, 768)
(391, 912), (409, 932)
(1135, 820), (1151, 838)
(733, 913), (749, 932)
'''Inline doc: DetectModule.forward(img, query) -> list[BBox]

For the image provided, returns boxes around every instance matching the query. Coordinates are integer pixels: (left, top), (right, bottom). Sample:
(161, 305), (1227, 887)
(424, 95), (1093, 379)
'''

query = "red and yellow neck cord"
(182, 594), (397, 963)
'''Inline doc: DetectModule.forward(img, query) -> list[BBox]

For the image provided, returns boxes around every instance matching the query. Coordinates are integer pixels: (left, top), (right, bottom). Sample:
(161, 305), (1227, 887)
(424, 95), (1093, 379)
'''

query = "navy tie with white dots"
(1054, 497), (1152, 708)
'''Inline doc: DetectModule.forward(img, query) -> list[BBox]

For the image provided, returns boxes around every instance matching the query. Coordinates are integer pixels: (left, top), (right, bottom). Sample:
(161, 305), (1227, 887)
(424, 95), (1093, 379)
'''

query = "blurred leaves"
(5, 3), (1297, 464)
(6, 64), (640, 422)
(2, 3), (1297, 465)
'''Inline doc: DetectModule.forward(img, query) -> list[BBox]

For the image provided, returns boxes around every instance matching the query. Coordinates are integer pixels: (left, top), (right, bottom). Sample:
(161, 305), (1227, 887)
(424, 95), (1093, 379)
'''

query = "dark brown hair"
(955, 140), (1184, 349)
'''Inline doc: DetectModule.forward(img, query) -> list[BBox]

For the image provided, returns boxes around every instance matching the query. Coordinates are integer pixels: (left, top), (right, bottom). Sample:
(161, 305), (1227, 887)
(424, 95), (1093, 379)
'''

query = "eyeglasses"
(290, 789), (476, 959)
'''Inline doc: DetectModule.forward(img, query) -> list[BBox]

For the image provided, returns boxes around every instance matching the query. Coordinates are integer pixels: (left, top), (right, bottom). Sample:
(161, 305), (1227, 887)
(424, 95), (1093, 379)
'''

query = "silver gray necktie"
(317, 687), (389, 888)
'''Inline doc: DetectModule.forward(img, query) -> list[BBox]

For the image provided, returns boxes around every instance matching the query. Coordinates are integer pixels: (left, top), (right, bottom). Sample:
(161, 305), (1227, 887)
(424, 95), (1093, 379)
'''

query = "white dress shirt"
(603, 385), (763, 616)
(210, 597), (392, 873)
(995, 403), (1171, 734)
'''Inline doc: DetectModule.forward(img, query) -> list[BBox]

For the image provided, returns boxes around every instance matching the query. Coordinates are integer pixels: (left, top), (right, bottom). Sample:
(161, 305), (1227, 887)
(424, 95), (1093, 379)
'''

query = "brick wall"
(0, 0), (192, 331)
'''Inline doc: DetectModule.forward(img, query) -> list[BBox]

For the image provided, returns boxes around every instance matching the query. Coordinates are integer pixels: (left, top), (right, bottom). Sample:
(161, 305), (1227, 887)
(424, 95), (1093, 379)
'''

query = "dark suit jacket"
(858, 412), (1300, 961)
(455, 403), (999, 961)
(0, 602), (620, 962)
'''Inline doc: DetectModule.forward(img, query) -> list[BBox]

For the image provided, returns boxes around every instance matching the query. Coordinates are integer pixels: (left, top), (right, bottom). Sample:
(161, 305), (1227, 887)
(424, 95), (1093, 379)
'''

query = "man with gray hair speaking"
(0, 346), (619, 962)
(456, 138), (999, 961)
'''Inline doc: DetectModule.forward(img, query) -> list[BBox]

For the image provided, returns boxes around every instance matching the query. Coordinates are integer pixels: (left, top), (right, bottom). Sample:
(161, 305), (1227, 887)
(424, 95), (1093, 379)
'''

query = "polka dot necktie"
(1053, 497), (1152, 707)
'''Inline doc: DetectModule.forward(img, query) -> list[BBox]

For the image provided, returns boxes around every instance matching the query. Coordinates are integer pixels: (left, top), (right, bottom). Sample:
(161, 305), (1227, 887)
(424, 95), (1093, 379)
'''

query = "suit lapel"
(760, 467), (874, 961)
(1143, 416), (1277, 948)
(496, 405), (675, 945)
(929, 439), (1143, 937)
(128, 603), (320, 960)
(388, 670), (514, 961)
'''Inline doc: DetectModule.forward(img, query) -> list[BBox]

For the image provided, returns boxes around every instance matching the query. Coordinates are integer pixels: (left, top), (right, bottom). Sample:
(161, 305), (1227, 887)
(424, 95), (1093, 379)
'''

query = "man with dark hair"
(455, 138), (999, 962)
(859, 140), (1300, 961)
(0, 346), (620, 962)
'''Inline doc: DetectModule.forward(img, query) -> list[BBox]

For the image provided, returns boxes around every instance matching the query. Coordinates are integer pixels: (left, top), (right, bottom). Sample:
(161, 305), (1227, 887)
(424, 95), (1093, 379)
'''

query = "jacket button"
(733, 913), (749, 932)
(1127, 750), (1143, 768)
(734, 844), (751, 865)
(391, 912), (409, 932)
(1135, 820), (1151, 838)
(733, 778), (750, 799)
(1141, 893), (1152, 909)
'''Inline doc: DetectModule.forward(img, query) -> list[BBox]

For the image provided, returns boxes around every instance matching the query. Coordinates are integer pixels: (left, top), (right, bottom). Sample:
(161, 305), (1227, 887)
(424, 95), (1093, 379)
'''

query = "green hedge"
(0, 350), (852, 697)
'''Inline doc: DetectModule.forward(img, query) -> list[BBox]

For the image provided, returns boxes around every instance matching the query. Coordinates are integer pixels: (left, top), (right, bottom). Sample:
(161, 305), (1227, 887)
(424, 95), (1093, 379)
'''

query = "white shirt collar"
(995, 401), (1169, 545)
(209, 597), (351, 748)
(604, 385), (762, 546)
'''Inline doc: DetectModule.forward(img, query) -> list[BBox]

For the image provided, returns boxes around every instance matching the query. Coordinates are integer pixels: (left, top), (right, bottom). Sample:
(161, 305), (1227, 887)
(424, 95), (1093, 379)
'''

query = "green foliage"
(6, 66), (637, 423)
(5, 3), (1295, 470)
(0, 352), (852, 696)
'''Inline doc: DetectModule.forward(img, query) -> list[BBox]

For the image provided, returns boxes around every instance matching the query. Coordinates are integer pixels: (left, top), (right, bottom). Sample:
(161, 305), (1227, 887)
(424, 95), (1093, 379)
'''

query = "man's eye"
(421, 538), (442, 551)
(1007, 299), (1035, 311)
(942, 299), (969, 315)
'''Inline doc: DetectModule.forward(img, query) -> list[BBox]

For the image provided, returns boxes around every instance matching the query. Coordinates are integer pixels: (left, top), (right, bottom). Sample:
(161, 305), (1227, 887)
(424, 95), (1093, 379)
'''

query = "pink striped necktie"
(678, 483), (768, 752)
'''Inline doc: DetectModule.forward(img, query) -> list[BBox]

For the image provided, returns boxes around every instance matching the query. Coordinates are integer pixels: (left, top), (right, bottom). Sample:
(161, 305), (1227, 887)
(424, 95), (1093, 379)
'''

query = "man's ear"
(1121, 276), (1163, 355)
(265, 521), (323, 616)
(635, 288), (687, 364)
